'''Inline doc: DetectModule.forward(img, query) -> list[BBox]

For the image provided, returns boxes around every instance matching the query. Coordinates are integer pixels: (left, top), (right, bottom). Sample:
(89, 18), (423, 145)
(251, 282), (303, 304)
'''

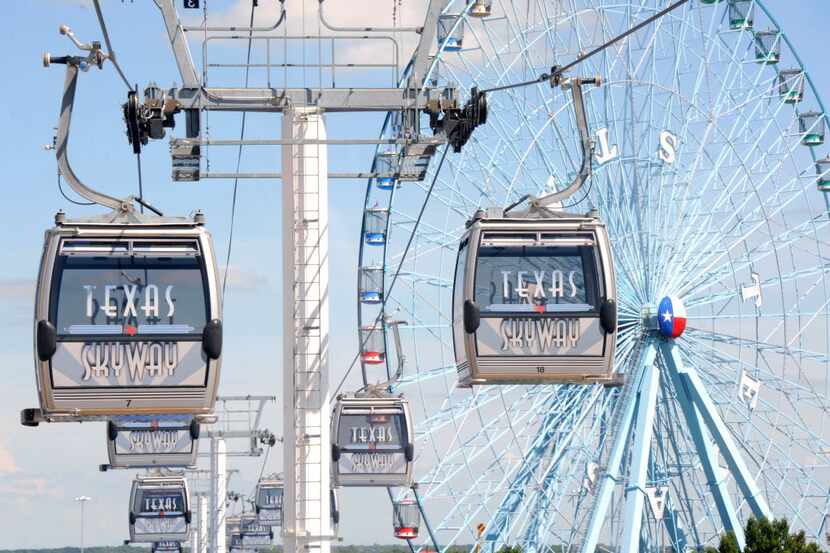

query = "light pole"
(75, 496), (91, 553)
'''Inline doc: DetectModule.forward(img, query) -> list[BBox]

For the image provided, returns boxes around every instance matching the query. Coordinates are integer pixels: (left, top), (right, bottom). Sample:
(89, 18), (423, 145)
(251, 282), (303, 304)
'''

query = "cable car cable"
(333, 144), (450, 397)
(478, 0), (690, 95)
(221, 0), (258, 304)
(136, 151), (145, 213)
(91, 0), (132, 91)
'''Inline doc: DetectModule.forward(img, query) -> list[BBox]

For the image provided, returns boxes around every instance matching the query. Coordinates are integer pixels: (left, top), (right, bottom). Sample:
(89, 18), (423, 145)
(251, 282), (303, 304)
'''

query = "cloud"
(0, 477), (61, 498)
(192, 0), (429, 33)
(219, 265), (272, 292)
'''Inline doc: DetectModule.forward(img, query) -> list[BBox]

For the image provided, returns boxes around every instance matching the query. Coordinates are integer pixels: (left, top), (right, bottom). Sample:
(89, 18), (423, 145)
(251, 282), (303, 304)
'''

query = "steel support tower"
(209, 438), (227, 553)
(282, 107), (332, 553)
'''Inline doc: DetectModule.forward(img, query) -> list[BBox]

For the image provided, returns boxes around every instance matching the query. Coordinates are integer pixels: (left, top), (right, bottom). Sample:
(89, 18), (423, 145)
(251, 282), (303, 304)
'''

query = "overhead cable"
(480, 0), (690, 94)
(92, 0), (132, 90)
(221, 0), (259, 305)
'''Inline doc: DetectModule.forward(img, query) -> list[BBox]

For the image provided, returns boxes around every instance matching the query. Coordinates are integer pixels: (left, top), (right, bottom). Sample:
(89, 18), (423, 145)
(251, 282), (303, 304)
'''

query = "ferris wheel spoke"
(441, 63), (546, 200)
(404, 233), (464, 267)
(649, 18), (746, 293)
(682, 329), (830, 387)
(657, 37), (790, 290)
(523, 391), (616, 549)
(677, 340), (830, 468)
(685, 214), (830, 305)
(480, 388), (596, 546)
(682, 214), (830, 304)
(418, 389), (563, 539)
(668, 71), (812, 296)
(675, 163), (816, 300)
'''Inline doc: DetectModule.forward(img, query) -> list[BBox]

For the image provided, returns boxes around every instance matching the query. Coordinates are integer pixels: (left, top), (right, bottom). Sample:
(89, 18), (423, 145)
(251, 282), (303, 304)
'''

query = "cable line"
(92, 0), (132, 90)
(136, 150), (145, 213)
(479, 0), (690, 94)
(221, 0), (258, 305)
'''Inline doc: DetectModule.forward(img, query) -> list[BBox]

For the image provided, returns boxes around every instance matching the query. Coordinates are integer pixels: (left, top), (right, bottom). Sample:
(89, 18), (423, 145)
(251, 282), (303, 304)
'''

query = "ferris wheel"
(355, 0), (830, 551)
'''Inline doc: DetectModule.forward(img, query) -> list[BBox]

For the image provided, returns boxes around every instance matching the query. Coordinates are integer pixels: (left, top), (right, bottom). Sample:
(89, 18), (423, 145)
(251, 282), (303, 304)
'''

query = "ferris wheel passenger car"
(393, 498), (421, 539)
(331, 394), (414, 487)
(453, 209), (617, 386)
(30, 211), (222, 421)
(129, 475), (191, 543)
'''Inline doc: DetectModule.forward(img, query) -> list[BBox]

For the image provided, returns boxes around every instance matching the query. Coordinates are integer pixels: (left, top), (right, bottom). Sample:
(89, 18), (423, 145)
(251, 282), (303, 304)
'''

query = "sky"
(0, 0), (829, 549)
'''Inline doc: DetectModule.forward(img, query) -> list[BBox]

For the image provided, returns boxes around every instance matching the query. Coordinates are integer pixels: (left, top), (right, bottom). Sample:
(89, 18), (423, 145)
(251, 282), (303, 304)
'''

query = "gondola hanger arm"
(44, 26), (134, 213)
(528, 77), (597, 210)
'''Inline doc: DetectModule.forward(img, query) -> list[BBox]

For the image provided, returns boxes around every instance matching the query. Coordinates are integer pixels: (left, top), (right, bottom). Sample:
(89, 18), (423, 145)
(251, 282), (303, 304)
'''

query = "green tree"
(718, 531), (740, 553)
(716, 517), (821, 553)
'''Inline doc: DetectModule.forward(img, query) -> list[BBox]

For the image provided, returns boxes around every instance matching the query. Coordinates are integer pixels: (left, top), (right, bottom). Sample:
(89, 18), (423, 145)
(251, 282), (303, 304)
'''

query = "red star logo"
(533, 305), (545, 313)
(124, 325), (137, 336)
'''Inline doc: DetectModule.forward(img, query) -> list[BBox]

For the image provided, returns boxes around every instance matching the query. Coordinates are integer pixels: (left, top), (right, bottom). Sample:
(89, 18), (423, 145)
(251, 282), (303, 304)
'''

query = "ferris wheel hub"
(656, 295), (687, 338)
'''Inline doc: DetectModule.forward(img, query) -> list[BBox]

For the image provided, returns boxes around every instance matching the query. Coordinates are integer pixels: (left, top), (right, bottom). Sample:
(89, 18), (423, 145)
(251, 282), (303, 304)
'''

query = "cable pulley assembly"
(122, 84), (178, 154)
(433, 86), (488, 153)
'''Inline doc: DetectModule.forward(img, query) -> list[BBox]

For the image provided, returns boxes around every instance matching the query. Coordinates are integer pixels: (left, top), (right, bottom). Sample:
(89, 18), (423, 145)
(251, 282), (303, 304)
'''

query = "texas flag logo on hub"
(657, 295), (686, 338)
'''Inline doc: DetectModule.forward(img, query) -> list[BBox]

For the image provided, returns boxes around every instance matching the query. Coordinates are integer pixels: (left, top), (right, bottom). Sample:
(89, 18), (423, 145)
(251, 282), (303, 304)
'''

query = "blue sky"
(0, 0), (828, 548)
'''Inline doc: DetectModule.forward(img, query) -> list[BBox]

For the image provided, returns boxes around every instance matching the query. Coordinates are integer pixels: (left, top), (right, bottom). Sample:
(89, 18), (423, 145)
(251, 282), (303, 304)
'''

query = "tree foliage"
(716, 517), (822, 553)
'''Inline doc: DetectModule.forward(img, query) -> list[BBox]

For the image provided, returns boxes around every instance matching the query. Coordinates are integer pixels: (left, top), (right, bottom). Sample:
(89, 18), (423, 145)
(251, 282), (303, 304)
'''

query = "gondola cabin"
(106, 416), (199, 469)
(240, 512), (273, 546)
(453, 209), (617, 386)
(331, 394), (414, 487)
(152, 541), (183, 553)
(226, 516), (243, 552)
(255, 477), (284, 526)
(227, 533), (244, 552)
(393, 498), (420, 539)
(30, 211), (222, 421)
(129, 475), (191, 543)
